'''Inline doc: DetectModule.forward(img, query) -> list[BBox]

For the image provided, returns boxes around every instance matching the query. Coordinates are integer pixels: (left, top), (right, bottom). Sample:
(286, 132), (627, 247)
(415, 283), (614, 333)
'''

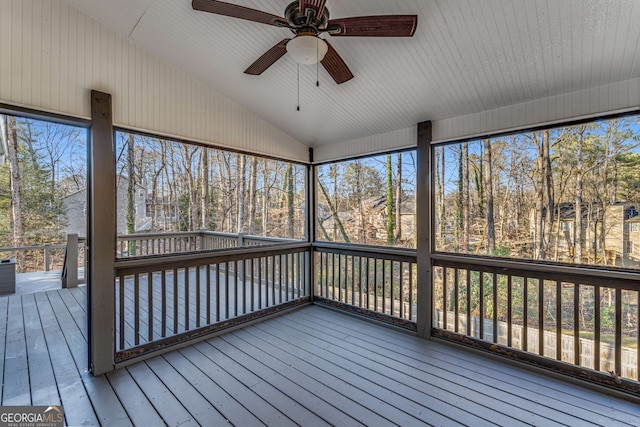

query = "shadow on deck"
(0, 286), (638, 426)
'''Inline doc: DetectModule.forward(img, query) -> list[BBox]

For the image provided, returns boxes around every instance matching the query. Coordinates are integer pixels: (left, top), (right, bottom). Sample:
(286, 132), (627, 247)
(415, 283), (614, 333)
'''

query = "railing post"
(62, 234), (79, 289)
(199, 229), (207, 250)
(238, 233), (245, 248)
(44, 244), (51, 271)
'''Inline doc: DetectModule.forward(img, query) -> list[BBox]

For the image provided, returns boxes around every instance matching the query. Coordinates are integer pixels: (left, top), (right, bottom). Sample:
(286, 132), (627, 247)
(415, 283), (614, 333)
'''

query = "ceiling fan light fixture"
(286, 34), (328, 65)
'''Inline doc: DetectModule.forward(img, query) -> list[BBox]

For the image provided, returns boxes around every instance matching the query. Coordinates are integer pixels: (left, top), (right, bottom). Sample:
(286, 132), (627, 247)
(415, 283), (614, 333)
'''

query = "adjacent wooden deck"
(0, 287), (638, 426)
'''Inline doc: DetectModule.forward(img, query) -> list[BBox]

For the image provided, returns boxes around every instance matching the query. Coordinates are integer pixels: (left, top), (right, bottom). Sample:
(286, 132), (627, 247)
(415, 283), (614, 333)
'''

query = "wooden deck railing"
(116, 230), (297, 258)
(431, 254), (640, 394)
(114, 243), (311, 364)
(313, 243), (417, 330)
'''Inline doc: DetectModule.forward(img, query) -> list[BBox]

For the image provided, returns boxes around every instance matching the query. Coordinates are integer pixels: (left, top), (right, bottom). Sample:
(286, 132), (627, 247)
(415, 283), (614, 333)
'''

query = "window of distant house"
(316, 151), (417, 248)
(433, 112), (640, 269)
(625, 241), (634, 254)
(114, 130), (306, 257)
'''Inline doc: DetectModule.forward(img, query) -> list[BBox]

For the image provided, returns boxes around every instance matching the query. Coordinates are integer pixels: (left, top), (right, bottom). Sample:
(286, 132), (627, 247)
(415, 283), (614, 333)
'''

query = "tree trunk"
(462, 143), (470, 252)
(438, 148), (445, 247)
(3, 116), (25, 270)
(247, 157), (258, 234)
(126, 134), (136, 255)
(395, 153), (402, 243)
(484, 139), (495, 253)
(386, 154), (394, 245)
(542, 130), (554, 259)
(574, 126), (585, 263)
(200, 149), (209, 229)
(262, 159), (269, 236)
(236, 154), (247, 233)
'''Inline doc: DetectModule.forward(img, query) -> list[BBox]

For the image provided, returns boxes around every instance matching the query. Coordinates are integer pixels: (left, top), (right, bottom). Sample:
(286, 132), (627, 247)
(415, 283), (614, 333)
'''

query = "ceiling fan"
(192, 0), (418, 84)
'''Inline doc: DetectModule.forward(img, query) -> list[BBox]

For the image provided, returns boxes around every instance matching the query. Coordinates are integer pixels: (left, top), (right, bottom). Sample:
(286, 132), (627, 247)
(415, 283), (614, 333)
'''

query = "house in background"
(62, 175), (150, 236)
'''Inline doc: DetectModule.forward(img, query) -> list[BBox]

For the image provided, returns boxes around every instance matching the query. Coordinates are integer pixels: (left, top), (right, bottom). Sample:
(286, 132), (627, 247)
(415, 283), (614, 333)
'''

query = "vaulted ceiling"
(64, 0), (640, 147)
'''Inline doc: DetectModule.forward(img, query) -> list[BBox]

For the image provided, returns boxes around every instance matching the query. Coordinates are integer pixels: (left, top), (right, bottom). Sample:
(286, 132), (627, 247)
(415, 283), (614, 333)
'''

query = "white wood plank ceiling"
(63, 0), (640, 147)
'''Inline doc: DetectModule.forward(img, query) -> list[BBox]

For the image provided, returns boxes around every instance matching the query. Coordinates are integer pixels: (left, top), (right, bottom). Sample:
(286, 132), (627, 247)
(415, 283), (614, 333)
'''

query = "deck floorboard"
(0, 287), (638, 426)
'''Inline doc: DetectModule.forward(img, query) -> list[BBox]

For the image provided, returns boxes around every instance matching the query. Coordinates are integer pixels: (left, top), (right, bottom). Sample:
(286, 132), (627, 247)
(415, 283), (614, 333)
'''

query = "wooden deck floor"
(0, 287), (639, 426)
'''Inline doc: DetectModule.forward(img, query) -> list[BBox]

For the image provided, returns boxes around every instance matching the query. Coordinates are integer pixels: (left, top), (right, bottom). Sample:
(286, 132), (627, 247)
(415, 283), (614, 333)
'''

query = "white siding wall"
(0, 0), (308, 161)
(314, 76), (640, 163)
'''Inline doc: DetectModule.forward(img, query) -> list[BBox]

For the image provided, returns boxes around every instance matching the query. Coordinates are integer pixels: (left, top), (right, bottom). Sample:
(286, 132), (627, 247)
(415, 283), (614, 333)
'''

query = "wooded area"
(0, 115), (86, 271)
(435, 115), (640, 269)
(114, 131), (306, 240)
(316, 152), (417, 248)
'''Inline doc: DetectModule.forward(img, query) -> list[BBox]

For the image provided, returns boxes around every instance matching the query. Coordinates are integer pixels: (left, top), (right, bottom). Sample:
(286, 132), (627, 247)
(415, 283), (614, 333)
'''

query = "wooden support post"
(307, 147), (315, 299)
(416, 121), (433, 339)
(44, 244), (51, 271)
(62, 233), (79, 288)
(88, 90), (116, 375)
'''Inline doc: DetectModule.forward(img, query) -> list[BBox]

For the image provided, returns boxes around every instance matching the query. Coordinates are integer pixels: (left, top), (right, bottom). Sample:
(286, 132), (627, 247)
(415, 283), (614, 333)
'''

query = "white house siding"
(0, 0), (308, 162)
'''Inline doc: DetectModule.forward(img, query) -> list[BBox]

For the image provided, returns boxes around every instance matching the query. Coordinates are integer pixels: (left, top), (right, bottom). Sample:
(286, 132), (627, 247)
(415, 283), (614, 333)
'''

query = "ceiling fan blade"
(192, 0), (286, 27)
(321, 41), (354, 85)
(299, 0), (327, 18)
(328, 15), (418, 37)
(244, 39), (290, 75)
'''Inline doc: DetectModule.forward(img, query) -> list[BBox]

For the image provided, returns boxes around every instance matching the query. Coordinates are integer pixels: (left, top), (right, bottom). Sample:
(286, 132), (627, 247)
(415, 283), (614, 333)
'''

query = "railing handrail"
(313, 241), (417, 260)
(115, 242), (312, 275)
(0, 243), (66, 251)
(433, 252), (640, 289)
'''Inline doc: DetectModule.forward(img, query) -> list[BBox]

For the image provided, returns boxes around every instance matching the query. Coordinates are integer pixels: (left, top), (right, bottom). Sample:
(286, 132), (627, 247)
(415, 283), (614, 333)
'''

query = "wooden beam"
(416, 121), (432, 338)
(88, 90), (116, 374)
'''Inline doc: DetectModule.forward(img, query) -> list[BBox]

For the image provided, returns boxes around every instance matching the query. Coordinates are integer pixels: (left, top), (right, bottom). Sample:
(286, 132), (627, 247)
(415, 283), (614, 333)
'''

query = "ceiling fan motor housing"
(285, 1), (329, 34)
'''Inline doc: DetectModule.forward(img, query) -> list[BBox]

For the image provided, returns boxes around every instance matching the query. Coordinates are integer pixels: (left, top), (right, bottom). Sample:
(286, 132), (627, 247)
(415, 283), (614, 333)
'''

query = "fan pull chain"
(297, 64), (300, 111)
(316, 38), (320, 87)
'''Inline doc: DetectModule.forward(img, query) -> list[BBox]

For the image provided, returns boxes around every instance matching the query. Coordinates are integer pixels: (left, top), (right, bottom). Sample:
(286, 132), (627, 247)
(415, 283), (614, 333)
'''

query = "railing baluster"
(134, 274), (140, 345)
(216, 263), (221, 322)
(382, 260), (387, 315)
(523, 277), (528, 352)
(119, 274), (125, 350)
(270, 256), (275, 306)
(148, 272), (153, 342)
(258, 258), (262, 310)
(574, 283), (580, 365)
(507, 275), (512, 348)
(400, 262), (405, 320)
(225, 261), (230, 320)
(351, 256), (355, 306)
(478, 271), (483, 340)
(206, 264), (211, 324)
(539, 279), (544, 356)
(615, 288), (622, 377)
(493, 273), (498, 344)
(366, 258), (371, 311)
(454, 268), (459, 333)
(235, 262), (237, 319)
(373, 259), (378, 312)
(196, 266), (201, 328)
(409, 262), (413, 322)
(595, 285), (601, 371)
(466, 269), (471, 337)
(184, 267), (190, 331)
(250, 258), (255, 312)
(556, 280), (562, 361)
(442, 267), (448, 331)
(173, 268), (178, 334)
(235, 260), (239, 317)
(242, 260), (247, 315)
(161, 270), (166, 337)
